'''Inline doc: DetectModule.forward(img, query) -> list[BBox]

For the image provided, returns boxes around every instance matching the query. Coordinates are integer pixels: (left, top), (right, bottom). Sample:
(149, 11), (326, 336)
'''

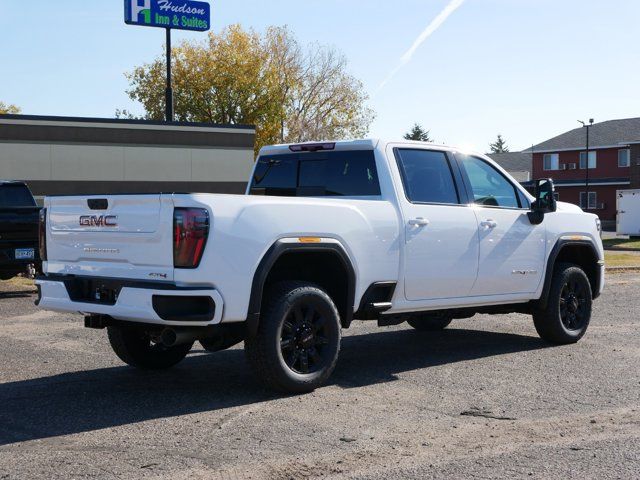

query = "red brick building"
(530, 117), (640, 227)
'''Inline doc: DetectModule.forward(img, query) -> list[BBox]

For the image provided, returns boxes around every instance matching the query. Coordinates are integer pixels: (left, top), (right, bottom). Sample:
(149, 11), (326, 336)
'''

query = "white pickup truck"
(36, 139), (604, 393)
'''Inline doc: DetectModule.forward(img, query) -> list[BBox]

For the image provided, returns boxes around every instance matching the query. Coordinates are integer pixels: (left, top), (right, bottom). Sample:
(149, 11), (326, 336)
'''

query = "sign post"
(124, 0), (211, 122)
(165, 27), (173, 122)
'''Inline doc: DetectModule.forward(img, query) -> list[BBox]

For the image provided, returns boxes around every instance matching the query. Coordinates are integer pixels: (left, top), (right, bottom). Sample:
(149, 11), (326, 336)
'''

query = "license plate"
(15, 248), (34, 260)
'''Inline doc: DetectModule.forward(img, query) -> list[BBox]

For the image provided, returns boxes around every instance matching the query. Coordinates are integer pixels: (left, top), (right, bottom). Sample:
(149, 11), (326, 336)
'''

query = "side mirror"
(528, 178), (557, 224)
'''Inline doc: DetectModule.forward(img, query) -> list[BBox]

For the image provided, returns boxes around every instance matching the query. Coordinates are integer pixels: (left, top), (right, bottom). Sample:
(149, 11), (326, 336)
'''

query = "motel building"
(530, 117), (640, 228)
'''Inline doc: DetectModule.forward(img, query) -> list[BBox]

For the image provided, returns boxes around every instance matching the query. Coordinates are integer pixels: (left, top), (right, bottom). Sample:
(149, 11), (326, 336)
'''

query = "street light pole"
(578, 119), (594, 209)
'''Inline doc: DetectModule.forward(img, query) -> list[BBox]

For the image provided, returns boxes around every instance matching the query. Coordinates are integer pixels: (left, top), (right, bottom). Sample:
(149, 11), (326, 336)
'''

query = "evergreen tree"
(403, 123), (432, 142)
(489, 134), (510, 153)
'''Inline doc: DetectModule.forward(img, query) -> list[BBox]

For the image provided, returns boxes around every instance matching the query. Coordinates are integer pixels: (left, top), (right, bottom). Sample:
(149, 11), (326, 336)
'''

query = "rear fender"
(246, 239), (356, 336)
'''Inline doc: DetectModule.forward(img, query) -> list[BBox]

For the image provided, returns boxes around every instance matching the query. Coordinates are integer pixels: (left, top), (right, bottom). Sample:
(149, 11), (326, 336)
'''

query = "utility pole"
(578, 118), (594, 208)
(165, 28), (174, 123)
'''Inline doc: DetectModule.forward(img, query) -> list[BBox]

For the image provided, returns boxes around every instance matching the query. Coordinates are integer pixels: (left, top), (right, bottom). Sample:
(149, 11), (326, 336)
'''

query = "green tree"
(403, 123), (432, 142)
(0, 102), (21, 114)
(489, 134), (509, 153)
(125, 25), (374, 156)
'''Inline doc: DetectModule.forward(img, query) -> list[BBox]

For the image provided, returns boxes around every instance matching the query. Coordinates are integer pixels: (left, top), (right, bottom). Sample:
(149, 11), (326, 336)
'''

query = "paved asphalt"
(0, 274), (638, 479)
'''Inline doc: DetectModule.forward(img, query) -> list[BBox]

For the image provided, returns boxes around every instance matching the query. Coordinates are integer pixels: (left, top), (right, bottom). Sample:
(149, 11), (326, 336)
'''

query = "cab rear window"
(250, 150), (380, 197)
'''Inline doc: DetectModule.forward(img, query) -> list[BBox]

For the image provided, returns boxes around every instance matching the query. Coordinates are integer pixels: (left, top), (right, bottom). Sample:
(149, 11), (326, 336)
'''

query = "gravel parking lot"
(0, 274), (638, 479)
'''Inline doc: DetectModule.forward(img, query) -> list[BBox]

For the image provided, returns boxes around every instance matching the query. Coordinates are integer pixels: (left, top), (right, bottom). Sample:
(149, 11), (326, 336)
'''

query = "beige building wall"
(0, 115), (256, 197)
(0, 143), (253, 183)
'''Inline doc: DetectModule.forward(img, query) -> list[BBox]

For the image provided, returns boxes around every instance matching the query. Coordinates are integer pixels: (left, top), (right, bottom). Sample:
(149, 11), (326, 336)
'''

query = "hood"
(556, 201), (583, 213)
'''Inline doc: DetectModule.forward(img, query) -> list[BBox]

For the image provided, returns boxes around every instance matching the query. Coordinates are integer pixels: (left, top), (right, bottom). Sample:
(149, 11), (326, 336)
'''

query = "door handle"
(408, 217), (430, 227)
(480, 219), (497, 229)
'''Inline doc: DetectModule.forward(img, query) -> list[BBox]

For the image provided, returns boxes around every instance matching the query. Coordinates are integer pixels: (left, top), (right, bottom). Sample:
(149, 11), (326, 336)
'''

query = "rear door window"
(0, 184), (36, 207)
(250, 150), (380, 197)
(395, 149), (460, 204)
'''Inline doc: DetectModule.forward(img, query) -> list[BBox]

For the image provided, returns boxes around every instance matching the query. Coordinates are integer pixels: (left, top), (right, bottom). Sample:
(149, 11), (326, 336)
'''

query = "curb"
(603, 247), (640, 252)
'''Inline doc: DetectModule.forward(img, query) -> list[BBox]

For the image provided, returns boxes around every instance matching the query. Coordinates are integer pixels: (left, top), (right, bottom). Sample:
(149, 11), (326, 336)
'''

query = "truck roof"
(259, 139), (482, 157)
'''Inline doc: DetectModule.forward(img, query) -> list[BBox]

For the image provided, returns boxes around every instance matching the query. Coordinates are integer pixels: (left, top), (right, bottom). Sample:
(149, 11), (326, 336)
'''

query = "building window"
(618, 149), (630, 167)
(579, 191), (597, 210)
(579, 151), (597, 169)
(543, 153), (559, 171)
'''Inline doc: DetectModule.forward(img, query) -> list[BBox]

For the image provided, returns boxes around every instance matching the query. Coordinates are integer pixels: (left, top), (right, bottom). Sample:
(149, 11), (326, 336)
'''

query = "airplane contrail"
(376, 0), (466, 93)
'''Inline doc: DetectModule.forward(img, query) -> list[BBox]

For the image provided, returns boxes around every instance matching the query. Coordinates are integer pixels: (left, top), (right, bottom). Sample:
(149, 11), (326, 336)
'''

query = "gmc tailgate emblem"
(79, 215), (118, 227)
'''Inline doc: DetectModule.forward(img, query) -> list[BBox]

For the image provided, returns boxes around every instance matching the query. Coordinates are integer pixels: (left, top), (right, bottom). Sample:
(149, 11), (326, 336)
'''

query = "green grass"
(604, 251), (640, 267)
(602, 238), (640, 250)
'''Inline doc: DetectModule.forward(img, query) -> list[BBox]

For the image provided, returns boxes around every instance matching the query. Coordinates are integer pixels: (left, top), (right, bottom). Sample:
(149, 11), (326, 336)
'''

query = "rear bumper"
(0, 244), (39, 269)
(36, 276), (224, 326)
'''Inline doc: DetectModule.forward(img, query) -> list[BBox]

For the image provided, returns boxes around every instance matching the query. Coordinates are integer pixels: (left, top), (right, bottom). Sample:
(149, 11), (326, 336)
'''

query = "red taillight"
(173, 208), (209, 268)
(38, 208), (47, 262)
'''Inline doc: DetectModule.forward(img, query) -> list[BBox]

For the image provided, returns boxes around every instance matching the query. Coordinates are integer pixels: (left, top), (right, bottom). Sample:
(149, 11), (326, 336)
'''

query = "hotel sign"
(124, 0), (211, 32)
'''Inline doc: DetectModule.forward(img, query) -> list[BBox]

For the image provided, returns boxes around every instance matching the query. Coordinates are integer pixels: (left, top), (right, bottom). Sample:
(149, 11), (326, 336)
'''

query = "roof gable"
(487, 152), (532, 173)
(532, 117), (640, 152)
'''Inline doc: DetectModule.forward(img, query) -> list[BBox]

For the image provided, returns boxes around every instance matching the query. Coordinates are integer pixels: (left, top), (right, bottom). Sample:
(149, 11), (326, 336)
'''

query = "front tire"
(533, 263), (592, 344)
(407, 312), (452, 331)
(107, 326), (193, 369)
(245, 281), (341, 393)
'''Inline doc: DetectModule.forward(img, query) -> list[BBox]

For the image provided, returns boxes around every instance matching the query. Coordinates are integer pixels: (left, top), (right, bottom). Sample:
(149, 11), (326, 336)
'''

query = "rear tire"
(107, 326), (193, 369)
(533, 262), (592, 344)
(245, 281), (341, 393)
(407, 313), (452, 331)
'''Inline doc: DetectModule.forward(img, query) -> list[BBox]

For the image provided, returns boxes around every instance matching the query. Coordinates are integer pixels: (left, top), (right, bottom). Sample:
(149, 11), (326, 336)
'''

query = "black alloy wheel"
(280, 302), (331, 374)
(245, 281), (341, 393)
(559, 278), (589, 331)
(533, 262), (592, 344)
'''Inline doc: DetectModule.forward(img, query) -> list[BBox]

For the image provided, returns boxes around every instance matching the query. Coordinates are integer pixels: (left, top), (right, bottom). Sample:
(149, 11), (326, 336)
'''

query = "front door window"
(457, 155), (521, 208)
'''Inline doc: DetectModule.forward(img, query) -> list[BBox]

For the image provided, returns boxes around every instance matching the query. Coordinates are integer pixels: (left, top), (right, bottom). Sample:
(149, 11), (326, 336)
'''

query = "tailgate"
(45, 194), (175, 281)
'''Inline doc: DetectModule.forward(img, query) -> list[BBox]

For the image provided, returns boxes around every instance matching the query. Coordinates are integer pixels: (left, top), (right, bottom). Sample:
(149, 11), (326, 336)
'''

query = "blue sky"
(1, 0), (639, 152)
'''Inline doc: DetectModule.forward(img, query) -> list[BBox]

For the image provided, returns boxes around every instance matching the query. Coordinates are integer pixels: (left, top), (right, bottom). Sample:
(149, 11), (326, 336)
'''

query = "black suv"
(0, 181), (40, 280)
